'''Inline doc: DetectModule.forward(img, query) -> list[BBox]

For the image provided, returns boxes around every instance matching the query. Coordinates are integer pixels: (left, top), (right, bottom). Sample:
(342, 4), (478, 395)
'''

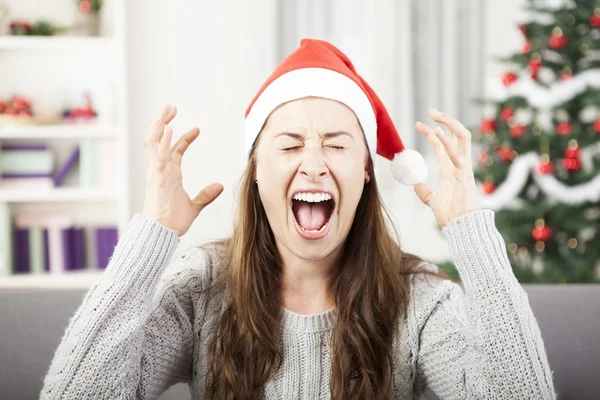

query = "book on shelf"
(0, 144), (54, 175)
(7, 210), (119, 275)
(53, 145), (80, 186)
(95, 227), (119, 269)
(0, 139), (116, 190)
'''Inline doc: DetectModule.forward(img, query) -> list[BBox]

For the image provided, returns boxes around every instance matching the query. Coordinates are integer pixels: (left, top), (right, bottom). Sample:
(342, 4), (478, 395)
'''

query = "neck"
(277, 243), (341, 315)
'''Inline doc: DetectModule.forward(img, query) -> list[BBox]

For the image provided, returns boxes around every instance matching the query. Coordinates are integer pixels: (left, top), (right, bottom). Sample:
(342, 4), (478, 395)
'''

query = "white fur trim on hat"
(391, 149), (428, 185)
(244, 68), (377, 161)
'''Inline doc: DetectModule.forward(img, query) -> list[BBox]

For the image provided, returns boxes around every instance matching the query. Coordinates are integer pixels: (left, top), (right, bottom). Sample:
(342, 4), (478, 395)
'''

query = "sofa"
(1, 285), (599, 399)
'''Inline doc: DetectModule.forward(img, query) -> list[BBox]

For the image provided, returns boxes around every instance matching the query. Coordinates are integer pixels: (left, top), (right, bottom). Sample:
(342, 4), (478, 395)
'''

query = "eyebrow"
(275, 131), (354, 139)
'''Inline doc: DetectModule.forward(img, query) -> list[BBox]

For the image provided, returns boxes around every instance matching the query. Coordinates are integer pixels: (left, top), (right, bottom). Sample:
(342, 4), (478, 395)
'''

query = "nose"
(299, 147), (329, 181)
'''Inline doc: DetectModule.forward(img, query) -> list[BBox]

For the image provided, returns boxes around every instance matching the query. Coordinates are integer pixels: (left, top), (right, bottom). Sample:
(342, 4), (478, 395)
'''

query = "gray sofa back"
(1, 285), (599, 399)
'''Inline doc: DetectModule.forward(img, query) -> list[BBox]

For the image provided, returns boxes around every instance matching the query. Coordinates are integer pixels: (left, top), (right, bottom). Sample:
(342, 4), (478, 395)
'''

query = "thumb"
(414, 183), (435, 206)
(192, 183), (224, 213)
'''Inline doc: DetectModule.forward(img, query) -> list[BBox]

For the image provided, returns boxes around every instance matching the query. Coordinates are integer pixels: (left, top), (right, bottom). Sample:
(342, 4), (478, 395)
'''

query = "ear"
(364, 164), (371, 183)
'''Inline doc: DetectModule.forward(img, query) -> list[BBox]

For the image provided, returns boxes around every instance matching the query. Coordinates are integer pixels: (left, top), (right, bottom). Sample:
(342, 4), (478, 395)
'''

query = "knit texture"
(40, 210), (556, 399)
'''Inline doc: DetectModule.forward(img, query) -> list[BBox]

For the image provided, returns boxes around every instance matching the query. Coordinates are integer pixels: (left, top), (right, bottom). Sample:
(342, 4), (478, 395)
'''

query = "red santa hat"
(244, 38), (427, 185)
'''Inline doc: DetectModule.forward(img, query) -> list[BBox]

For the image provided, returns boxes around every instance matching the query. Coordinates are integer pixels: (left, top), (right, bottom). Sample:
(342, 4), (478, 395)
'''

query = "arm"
(41, 214), (202, 399)
(415, 210), (556, 399)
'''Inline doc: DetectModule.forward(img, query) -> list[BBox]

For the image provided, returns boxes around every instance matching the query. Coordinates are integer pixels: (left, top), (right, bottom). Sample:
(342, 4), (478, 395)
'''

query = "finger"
(157, 125), (173, 162)
(415, 121), (451, 166)
(157, 106), (178, 143)
(427, 108), (472, 156)
(192, 183), (224, 213)
(172, 127), (200, 166)
(414, 183), (435, 206)
(433, 126), (464, 170)
(144, 104), (170, 152)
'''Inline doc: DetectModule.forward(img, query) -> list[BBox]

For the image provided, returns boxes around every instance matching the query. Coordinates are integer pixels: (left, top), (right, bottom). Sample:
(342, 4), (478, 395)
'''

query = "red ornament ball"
(79, 0), (92, 13)
(564, 146), (580, 159)
(537, 160), (554, 174)
(590, 14), (600, 28)
(502, 72), (518, 86)
(500, 107), (514, 121)
(497, 146), (515, 162)
(482, 179), (496, 194)
(560, 72), (573, 81)
(556, 122), (572, 135)
(548, 33), (568, 50)
(593, 119), (600, 133)
(528, 58), (542, 74)
(510, 124), (527, 138)
(532, 226), (552, 242)
(479, 119), (497, 133)
(522, 40), (532, 54)
(562, 157), (582, 171)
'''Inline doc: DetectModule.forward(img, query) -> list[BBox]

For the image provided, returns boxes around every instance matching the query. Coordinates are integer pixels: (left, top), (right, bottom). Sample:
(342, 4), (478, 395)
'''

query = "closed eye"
(282, 146), (302, 151)
(326, 145), (345, 150)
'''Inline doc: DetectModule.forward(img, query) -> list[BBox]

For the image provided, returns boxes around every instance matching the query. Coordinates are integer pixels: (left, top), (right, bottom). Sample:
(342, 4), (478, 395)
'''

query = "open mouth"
(291, 191), (335, 236)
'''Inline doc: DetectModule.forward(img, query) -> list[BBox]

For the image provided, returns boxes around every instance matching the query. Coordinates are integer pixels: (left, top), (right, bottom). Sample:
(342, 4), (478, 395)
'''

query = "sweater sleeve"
(414, 209), (556, 399)
(40, 214), (207, 400)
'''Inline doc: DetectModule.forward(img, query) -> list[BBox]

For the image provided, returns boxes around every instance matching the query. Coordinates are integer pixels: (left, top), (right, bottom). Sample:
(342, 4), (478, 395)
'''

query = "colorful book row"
(0, 204), (119, 276)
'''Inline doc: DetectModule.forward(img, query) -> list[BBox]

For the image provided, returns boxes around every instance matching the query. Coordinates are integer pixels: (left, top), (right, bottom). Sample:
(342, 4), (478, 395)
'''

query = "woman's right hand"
(142, 104), (224, 237)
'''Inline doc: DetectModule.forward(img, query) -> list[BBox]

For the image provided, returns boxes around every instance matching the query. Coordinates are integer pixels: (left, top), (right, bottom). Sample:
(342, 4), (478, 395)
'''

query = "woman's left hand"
(414, 108), (481, 229)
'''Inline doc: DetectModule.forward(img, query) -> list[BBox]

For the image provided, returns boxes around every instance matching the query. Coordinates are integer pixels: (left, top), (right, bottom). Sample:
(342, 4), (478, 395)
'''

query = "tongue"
(296, 202), (328, 231)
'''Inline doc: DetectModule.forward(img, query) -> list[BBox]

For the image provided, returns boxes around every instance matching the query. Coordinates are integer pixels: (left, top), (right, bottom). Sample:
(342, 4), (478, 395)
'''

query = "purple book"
(13, 228), (31, 274)
(95, 227), (119, 269)
(72, 227), (85, 270)
(1, 144), (48, 151)
(43, 228), (50, 272)
(53, 146), (80, 187)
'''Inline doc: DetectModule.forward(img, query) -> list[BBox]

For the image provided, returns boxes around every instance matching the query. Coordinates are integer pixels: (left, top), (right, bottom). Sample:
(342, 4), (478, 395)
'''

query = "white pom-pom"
(391, 149), (428, 185)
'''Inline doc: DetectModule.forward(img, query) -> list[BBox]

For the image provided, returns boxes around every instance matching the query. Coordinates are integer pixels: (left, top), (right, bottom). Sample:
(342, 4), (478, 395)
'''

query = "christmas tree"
(442, 0), (600, 283)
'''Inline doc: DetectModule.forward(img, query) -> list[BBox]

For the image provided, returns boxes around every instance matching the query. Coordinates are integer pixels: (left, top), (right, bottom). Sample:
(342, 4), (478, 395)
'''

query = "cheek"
(255, 152), (297, 220)
(330, 156), (366, 212)
(256, 152), (297, 187)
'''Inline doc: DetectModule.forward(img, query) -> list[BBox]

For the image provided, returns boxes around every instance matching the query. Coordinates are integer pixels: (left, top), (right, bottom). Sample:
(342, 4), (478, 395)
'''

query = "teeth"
(292, 192), (332, 203)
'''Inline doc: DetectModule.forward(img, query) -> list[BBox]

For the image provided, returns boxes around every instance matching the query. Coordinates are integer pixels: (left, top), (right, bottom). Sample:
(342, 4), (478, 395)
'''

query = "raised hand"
(413, 108), (481, 228)
(142, 104), (223, 236)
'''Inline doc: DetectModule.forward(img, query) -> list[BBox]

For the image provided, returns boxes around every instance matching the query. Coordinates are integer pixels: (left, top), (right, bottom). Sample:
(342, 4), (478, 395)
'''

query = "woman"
(41, 39), (555, 399)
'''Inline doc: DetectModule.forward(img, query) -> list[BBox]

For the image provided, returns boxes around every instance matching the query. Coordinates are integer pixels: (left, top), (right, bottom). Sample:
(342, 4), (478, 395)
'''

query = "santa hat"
(244, 38), (427, 185)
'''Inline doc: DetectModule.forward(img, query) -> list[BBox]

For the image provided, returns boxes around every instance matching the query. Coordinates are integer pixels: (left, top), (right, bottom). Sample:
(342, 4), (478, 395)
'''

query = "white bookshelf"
(0, 124), (121, 139)
(0, 0), (130, 289)
(0, 188), (121, 202)
(0, 270), (103, 289)
(0, 36), (116, 51)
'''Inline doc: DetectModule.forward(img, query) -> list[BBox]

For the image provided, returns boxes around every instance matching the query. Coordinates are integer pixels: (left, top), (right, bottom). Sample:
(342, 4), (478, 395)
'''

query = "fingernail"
(429, 108), (440, 117)
(435, 126), (444, 135)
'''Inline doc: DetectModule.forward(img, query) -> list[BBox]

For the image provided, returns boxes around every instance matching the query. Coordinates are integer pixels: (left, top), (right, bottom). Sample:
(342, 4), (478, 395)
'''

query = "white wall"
(125, 0), (527, 262)
(126, 0), (277, 250)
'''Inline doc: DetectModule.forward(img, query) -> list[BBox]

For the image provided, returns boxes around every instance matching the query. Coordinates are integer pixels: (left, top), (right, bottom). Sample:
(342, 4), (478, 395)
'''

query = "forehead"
(262, 97), (363, 135)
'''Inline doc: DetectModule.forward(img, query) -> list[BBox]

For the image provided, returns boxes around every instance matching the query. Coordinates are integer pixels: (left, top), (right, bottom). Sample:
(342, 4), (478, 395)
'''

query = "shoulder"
(154, 242), (226, 304)
(406, 261), (464, 331)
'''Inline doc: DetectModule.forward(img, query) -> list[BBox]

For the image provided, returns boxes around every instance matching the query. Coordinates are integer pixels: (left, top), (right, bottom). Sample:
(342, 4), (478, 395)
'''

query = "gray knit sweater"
(41, 209), (556, 399)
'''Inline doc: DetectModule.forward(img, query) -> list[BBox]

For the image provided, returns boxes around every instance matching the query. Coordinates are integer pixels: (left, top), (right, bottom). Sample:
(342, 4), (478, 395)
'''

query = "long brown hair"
(204, 144), (436, 399)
